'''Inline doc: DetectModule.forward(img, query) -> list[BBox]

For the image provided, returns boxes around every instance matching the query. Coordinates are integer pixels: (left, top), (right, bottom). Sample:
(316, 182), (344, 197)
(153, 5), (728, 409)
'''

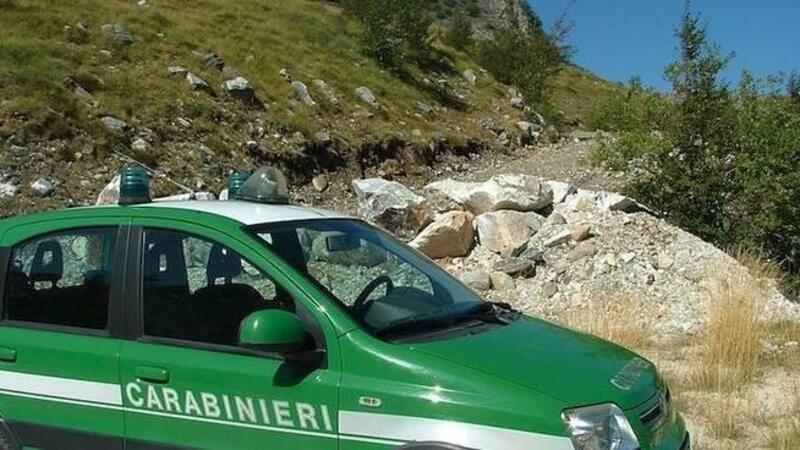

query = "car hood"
(412, 316), (660, 409)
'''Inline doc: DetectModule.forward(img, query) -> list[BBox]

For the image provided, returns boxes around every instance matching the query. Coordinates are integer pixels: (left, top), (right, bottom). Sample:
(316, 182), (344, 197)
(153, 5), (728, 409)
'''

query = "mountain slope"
(0, 0), (618, 214)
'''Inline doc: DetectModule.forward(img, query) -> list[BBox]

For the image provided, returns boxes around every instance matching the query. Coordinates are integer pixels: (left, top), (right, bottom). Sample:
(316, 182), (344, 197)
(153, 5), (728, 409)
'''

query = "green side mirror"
(239, 309), (306, 354)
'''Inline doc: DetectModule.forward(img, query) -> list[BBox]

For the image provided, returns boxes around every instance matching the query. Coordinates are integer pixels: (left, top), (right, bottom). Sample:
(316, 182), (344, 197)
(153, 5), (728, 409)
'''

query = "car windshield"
(251, 219), (488, 336)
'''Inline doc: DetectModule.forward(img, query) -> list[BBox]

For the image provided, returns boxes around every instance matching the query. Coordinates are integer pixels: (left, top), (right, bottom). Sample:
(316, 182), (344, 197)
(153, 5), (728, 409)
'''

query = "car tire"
(0, 425), (17, 450)
(396, 443), (471, 450)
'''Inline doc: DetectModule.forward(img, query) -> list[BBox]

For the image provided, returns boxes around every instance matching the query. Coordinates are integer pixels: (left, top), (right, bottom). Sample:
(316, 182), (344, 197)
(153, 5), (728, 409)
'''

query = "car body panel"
(0, 203), (689, 449)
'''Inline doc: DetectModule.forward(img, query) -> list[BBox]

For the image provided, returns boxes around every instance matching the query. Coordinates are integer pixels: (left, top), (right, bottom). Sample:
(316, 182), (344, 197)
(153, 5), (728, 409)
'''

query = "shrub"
(345, 0), (432, 70)
(589, 3), (800, 291)
(444, 9), (472, 51)
(475, 5), (565, 105)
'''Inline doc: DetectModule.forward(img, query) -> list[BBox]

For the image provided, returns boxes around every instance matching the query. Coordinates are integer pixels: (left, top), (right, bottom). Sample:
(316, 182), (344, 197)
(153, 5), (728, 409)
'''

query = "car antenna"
(113, 150), (197, 199)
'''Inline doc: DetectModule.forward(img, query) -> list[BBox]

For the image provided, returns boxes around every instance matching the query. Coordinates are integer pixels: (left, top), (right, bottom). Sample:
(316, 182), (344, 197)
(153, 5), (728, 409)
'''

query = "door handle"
(0, 347), (17, 363)
(135, 366), (170, 383)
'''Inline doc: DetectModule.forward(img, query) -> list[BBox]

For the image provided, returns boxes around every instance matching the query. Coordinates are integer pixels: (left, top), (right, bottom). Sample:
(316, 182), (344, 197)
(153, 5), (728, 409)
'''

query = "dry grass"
(556, 291), (653, 352)
(692, 248), (779, 391)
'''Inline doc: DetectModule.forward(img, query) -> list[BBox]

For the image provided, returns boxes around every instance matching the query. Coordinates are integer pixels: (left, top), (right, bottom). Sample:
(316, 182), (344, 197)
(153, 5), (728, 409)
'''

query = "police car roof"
(138, 200), (352, 226)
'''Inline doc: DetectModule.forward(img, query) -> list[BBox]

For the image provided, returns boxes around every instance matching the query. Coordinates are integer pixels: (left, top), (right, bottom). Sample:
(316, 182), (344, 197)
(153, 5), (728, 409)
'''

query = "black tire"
(396, 443), (472, 450)
(0, 422), (18, 450)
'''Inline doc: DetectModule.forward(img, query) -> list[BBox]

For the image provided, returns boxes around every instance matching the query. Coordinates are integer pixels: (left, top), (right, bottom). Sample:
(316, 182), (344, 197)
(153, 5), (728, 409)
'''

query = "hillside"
(0, 0), (618, 215)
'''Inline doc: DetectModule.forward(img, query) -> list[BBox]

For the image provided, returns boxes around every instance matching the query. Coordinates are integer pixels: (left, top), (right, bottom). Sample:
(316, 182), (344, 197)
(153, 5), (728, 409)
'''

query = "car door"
(120, 224), (340, 449)
(0, 225), (127, 449)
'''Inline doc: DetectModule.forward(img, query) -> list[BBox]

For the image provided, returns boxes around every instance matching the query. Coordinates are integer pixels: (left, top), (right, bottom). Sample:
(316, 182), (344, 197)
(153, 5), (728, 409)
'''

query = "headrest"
(30, 240), (63, 285)
(206, 244), (242, 286)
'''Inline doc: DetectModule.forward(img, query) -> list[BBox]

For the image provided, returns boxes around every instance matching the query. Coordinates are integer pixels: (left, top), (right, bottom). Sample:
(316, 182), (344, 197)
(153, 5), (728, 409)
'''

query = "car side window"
(3, 228), (118, 330)
(142, 229), (286, 347)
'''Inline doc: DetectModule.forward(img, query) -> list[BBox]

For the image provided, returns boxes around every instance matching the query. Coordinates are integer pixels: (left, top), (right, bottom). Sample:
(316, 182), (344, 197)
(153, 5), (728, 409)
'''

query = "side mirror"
(239, 310), (306, 354)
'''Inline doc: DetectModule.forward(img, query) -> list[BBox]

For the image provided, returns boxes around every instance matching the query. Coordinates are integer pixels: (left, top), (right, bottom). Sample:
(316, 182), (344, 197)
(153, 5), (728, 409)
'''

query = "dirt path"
(462, 139), (624, 192)
(302, 137), (624, 215)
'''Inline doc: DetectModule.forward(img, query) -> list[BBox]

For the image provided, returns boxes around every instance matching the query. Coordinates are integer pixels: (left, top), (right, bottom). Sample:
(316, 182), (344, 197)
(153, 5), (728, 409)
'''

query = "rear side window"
(3, 228), (118, 330)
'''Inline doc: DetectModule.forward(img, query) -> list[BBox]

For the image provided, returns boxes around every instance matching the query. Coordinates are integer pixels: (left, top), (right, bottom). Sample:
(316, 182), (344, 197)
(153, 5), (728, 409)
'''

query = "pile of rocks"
(352, 174), (800, 335)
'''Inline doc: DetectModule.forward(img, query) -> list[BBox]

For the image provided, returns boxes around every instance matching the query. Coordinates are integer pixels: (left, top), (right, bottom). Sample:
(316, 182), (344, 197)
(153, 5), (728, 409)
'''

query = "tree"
(632, 2), (736, 242)
(788, 71), (800, 108)
(346, 0), (432, 70)
(444, 9), (473, 51)
(475, 2), (565, 105)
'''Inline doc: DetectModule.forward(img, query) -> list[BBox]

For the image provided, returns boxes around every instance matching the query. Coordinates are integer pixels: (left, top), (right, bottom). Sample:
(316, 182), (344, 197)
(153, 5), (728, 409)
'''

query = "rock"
(167, 66), (188, 76)
(542, 282), (559, 298)
(292, 81), (316, 106)
(101, 116), (128, 134)
(568, 130), (601, 141)
(544, 229), (573, 247)
(655, 254), (675, 270)
(101, 23), (134, 45)
(312, 175), (329, 192)
(222, 77), (255, 103)
(202, 53), (225, 70)
(313, 130), (331, 144)
(570, 224), (592, 242)
(0, 177), (18, 198)
(461, 270), (491, 291)
(95, 175), (121, 205)
(355, 86), (378, 108)
(597, 191), (642, 213)
(219, 188), (230, 201)
(425, 174), (553, 215)
(621, 252), (637, 264)
(417, 101), (434, 115)
(176, 117), (192, 128)
(493, 257), (535, 278)
(474, 210), (545, 256)
(351, 178), (432, 240)
(186, 72), (213, 94)
(490, 272), (515, 291)
(221, 65), (242, 80)
(279, 68), (292, 82)
(510, 94), (525, 109)
(29, 178), (53, 197)
(547, 180), (577, 204)
(462, 69), (477, 85)
(312, 79), (339, 104)
(547, 213), (567, 226)
(567, 241), (598, 262)
(131, 138), (150, 152)
(519, 247), (546, 264)
(409, 211), (475, 259)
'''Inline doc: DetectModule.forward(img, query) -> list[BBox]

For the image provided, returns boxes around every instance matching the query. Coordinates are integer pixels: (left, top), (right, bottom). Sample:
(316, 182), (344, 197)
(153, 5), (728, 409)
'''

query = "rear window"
(3, 228), (118, 330)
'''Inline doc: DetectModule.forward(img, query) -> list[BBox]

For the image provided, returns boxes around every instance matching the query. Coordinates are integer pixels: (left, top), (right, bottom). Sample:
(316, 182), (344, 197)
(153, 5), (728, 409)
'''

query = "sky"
(527, 0), (799, 91)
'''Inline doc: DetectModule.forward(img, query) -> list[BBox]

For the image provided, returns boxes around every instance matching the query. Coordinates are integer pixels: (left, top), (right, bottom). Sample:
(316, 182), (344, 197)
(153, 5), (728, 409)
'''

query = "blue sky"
(527, 0), (799, 91)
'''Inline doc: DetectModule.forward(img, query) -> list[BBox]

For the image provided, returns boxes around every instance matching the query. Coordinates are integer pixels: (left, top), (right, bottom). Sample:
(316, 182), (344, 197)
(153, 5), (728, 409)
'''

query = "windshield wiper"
(374, 312), (454, 338)
(454, 301), (520, 325)
(374, 302), (519, 338)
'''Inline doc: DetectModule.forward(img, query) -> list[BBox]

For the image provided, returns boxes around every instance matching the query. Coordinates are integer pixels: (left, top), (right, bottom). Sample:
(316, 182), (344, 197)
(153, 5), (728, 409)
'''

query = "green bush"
(475, 5), (564, 105)
(345, 0), (432, 70)
(444, 9), (473, 51)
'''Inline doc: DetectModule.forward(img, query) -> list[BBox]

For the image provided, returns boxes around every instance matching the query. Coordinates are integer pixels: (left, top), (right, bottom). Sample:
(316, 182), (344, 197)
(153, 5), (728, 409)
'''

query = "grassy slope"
(0, 0), (619, 214)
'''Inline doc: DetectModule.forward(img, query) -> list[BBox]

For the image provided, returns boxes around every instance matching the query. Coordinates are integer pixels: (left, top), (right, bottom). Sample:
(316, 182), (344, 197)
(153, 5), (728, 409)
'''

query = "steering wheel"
(353, 275), (394, 310)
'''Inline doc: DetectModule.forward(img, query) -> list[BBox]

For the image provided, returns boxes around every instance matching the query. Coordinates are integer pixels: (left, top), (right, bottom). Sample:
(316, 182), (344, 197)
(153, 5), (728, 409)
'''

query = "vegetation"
(589, 4), (800, 293)
(343, 0), (432, 71)
(474, 3), (566, 105)
(443, 9), (473, 51)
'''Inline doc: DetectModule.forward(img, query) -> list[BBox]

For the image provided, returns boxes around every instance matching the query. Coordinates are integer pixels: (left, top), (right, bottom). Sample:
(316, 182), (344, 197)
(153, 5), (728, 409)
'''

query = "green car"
(0, 168), (688, 450)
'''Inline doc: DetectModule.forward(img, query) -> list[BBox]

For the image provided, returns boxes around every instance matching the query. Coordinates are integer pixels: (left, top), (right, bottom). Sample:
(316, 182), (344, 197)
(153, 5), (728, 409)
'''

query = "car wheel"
(0, 424), (18, 450)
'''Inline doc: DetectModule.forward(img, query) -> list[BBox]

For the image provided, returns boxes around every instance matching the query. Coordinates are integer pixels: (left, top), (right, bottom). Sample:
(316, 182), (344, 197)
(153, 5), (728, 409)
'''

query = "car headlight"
(562, 403), (640, 450)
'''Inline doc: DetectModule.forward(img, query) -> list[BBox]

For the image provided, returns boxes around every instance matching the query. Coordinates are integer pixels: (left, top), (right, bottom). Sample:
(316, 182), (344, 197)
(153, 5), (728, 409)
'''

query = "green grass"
(0, 0), (613, 144)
